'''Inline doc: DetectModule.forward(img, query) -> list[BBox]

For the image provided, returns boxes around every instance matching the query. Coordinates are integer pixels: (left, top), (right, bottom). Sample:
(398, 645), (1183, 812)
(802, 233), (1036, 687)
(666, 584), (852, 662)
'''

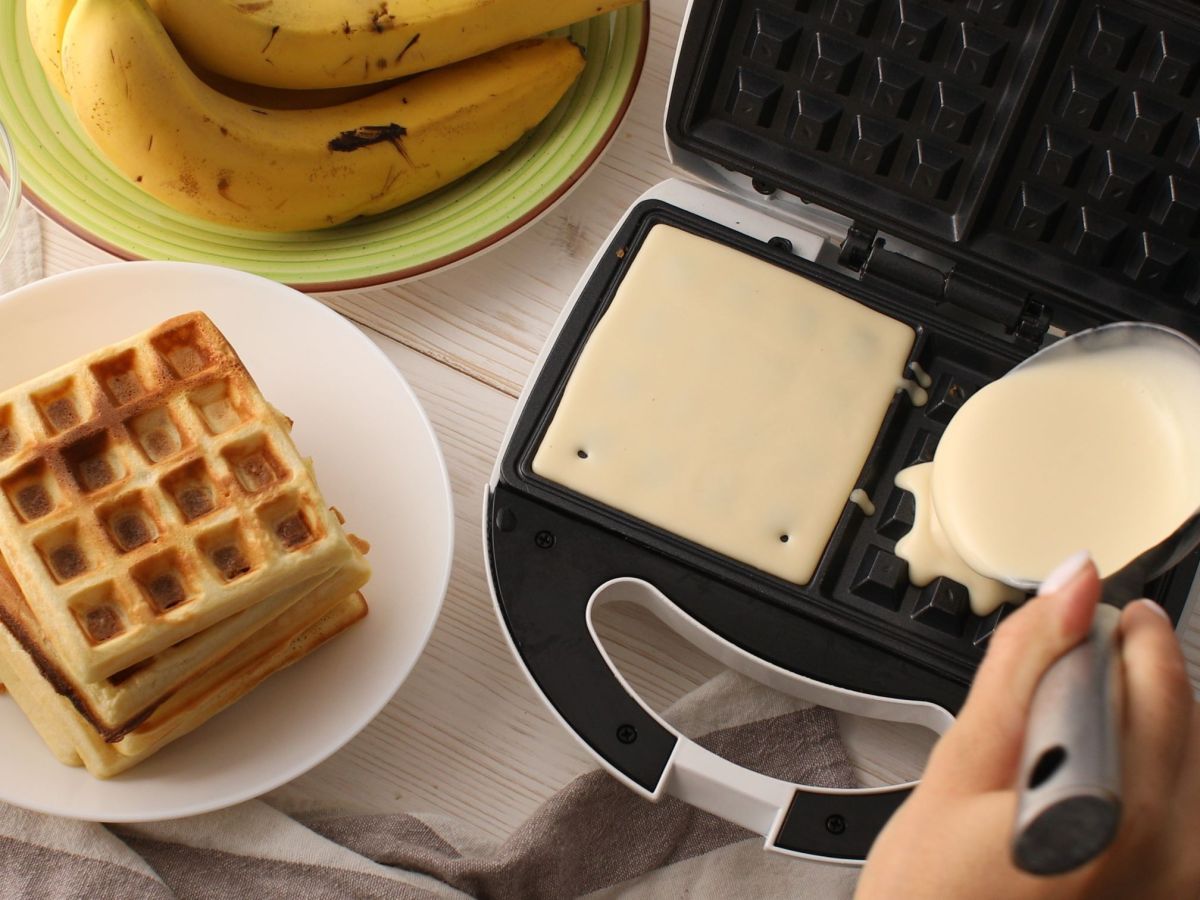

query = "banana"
(188, 61), (388, 111)
(145, 0), (636, 90)
(60, 0), (585, 232)
(25, 0), (78, 98)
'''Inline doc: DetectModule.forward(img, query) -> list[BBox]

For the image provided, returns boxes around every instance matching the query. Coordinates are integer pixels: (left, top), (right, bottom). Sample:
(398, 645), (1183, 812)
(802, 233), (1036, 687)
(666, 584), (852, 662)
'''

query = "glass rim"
(0, 119), (21, 266)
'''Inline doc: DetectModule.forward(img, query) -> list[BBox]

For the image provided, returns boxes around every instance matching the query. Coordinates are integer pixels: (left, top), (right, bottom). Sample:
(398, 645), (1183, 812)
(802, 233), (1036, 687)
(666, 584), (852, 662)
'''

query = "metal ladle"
(940, 323), (1200, 875)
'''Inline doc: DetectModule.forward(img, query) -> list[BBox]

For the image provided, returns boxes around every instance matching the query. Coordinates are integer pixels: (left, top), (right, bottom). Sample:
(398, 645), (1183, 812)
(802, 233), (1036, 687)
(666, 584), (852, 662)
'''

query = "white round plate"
(0, 262), (453, 821)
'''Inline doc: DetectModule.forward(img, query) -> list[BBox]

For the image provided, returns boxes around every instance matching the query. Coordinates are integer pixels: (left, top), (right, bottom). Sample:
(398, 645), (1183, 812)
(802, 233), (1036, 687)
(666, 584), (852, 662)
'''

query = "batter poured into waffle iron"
(534, 225), (918, 584)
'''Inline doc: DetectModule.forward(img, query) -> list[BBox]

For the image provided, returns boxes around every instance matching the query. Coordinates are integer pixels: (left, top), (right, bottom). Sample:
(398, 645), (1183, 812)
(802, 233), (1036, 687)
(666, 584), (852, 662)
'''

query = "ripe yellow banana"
(60, 0), (586, 232)
(145, 0), (636, 89)
(25, 0), (78, 98)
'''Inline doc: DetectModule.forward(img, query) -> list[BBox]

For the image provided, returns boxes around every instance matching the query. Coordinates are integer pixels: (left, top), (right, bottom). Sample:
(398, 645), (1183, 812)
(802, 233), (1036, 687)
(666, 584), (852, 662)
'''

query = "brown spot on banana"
(235, 2), (274, 11)
(216, 172), (249, 209)
(395, 34), (419, 64)
(370, 5), (395, 33)
(328, 124), (407, 157)
(178, 171), (199, 198)
(262, 25), (280, 53)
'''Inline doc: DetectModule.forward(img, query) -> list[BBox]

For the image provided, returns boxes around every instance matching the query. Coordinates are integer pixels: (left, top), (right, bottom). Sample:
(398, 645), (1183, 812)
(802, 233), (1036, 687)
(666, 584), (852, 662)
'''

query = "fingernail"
(1037, 550), (1092, 596)
(1135, 598), (1172, 622)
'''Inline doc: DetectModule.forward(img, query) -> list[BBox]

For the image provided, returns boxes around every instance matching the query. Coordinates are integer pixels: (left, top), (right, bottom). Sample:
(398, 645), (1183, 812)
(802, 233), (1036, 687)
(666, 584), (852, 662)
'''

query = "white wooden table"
(35, 0), (1200, 845)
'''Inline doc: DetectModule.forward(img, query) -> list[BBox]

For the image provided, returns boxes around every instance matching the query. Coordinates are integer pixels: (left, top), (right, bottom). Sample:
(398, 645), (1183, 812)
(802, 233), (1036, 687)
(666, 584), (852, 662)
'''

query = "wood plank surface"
(32, 0), (1200, 849)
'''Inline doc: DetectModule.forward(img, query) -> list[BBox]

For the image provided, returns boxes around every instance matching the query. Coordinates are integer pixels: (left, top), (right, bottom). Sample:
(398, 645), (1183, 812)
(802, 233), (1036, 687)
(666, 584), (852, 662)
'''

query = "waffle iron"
(485, 0), (1200, 864)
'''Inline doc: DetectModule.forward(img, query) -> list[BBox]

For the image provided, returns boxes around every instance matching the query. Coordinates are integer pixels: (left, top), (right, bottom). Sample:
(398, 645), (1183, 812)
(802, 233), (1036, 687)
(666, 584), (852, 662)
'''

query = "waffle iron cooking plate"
(486, 0), (1200, 863)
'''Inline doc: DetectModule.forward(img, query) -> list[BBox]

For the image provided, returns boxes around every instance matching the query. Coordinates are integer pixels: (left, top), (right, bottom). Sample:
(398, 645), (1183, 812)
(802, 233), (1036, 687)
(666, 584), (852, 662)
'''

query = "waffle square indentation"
(948, 22), (1006, 87)
(1081, 9), (1143, 71)
(1006, 183), (1064, 242)
(1143, 32), (1199, 96)
(927, 82), (983, 144)
(89, 349), (145, 408)
(1032, 127), (1089, 186)
(905, 140), (962, 199)
(70, 585), (127, 644)
(1089, 150), (1152, 210)
(151, 320), (213, 379)
(188, 381), (248, 435)
(127, 407), (187, 464)
(1124, 233), (1187, 287)
(2, 460), (58, 523)
(808, 33), (862, 95)
(846, 116), (900, 174)
(865, 59), (921, 119)
(912, 577), (969, 635)
(1055, 68), (1115, 130)
(162, 459), (221, 522)
(34, 522), (89, 583)
(197, 522), (257, 582)
(1151, 175), (1200, 233)
(878, 488), (916, 540)
(258, 495), (322, 552)
(728, 67), (782, 128)
(32, 380), (87, 435)
(825, 0), (878, 37)
(926, 376), (972, 424)
(1115, 91), (1178, 155)
(62, 432), (125, 494)
(907, 429), (940, 463)
(0, 405), (19, 461)
(98, 492), (160, 554)
(890, 1), (944, 61)
(1065, 207), (1126, 265)
(745, 10), (802, 70)
(222, 436), (288, 495)
(851, 547), (908, 610)
(131, 550), (195, 613)
(788, 90), (841, 150)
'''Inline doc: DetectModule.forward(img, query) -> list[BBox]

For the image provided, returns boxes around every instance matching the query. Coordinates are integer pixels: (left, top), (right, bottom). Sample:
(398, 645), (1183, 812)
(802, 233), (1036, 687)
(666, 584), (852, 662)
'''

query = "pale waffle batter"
(0, 313), (367, 683)
(534, 225), (916, 584)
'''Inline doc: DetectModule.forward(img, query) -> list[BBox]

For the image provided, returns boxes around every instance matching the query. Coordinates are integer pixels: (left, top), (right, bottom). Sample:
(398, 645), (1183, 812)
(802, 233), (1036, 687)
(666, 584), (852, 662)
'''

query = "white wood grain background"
(36, 0), (1200, 844)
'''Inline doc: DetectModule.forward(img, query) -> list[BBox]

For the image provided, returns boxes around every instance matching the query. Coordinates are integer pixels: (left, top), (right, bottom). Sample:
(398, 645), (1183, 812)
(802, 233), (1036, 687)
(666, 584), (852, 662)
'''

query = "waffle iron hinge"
(838, 224), (1052, 350)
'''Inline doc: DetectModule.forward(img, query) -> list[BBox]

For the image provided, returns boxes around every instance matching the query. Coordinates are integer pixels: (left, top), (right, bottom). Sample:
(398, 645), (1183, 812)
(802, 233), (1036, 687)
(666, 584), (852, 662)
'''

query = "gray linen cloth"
(1, 672), (860, 899)
(0, 209), (861, 899)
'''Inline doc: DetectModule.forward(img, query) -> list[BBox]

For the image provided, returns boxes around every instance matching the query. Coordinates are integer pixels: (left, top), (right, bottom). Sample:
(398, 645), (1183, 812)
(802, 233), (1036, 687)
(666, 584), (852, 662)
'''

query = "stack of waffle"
(0, 312), (370, 777)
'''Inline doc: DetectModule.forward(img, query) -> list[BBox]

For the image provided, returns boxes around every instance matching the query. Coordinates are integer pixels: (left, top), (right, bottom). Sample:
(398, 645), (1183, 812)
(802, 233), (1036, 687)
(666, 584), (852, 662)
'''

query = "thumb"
(924, 551), (1100, 794)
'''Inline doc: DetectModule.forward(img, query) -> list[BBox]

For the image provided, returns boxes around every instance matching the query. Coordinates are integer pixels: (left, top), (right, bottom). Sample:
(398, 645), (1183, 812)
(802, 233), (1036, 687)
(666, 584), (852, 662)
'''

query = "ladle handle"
(1012, 604), (1123, 875)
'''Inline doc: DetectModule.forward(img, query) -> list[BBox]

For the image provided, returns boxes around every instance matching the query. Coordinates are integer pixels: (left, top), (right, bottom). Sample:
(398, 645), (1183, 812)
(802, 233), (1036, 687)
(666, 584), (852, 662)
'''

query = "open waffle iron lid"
(665, 0), (1200, 340)
(488, 0), (1200, 866)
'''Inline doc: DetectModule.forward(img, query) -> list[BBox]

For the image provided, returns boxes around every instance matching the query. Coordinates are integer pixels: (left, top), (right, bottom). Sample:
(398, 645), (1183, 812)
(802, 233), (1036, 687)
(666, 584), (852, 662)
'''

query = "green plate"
(0, 2), (648, 291)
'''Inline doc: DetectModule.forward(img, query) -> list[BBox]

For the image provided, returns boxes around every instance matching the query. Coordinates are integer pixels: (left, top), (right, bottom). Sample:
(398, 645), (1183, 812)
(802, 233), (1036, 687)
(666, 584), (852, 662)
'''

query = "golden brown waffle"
(0, 586), (368, 779)
(0, 546), (369, 739)
(0, 313), (364, 682)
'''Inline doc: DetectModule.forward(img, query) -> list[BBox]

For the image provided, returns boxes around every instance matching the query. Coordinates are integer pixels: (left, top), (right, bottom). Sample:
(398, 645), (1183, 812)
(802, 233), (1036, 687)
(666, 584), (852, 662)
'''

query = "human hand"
(855, 553), (1200, 900)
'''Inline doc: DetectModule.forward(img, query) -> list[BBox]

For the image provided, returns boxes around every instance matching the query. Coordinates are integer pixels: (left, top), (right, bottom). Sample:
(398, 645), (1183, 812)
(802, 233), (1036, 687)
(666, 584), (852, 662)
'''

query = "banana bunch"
(146, 0), (636, 90)
(26, 0), (615, 232)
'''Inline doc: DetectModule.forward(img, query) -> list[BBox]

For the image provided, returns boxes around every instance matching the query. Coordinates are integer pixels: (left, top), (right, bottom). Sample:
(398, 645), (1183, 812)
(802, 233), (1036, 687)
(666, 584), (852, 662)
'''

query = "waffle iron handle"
(578, 578), (936, 864)
(668, 738), (913, 862)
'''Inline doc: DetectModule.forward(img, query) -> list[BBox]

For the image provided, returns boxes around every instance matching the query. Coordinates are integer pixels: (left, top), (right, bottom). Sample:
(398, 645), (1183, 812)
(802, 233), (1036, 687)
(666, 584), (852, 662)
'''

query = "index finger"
(924, 555), (1099, 794)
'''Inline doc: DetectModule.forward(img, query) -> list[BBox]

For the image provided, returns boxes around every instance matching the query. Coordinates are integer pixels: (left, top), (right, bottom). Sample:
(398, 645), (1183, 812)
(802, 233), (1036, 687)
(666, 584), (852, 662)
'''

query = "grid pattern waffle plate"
(668, 0), (1200, 328)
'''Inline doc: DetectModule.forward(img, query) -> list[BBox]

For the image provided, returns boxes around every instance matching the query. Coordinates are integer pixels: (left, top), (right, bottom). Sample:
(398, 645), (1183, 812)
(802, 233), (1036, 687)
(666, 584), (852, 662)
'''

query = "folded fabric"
(0, 672), (861, 899)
